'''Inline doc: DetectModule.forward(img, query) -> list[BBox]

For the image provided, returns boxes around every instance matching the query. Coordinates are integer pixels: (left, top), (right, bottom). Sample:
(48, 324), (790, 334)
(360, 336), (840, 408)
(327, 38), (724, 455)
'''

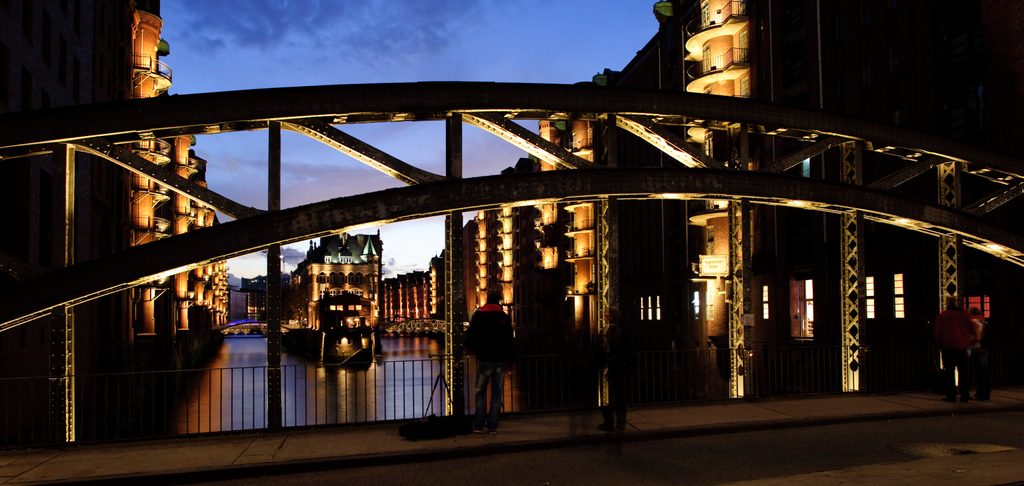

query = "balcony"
(179, 156), (202, 178)
(131, 187), (171, 208)
(153, 216), (172, 238)
(685, 1), (749, 55)
(565, 248), (594, 262)
(565, 283), (595, 296)
(565, 219), (594, 236)
(563, 202), (591, 212)
(686, 48), (750, 94)
(132, 55), (173, 94)
(700, 1), (748, 31)
(131, 216), (172, 242)
(131, 138), (173, 166)
(688, 200), (730, 226)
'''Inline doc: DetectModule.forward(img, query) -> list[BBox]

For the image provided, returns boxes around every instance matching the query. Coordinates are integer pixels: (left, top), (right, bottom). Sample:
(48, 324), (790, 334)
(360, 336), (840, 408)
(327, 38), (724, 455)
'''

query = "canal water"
(175, 335), (446, 434)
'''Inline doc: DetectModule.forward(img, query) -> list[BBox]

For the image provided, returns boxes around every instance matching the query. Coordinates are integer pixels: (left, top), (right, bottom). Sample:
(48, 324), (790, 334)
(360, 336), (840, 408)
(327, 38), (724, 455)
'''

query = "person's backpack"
(397, 373), (472, 441)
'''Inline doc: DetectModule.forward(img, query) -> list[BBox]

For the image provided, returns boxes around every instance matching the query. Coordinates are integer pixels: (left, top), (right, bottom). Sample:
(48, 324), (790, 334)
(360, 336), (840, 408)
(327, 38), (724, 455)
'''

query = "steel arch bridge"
(2, 82), (1022, 329)
(2, 82), (1023, 436)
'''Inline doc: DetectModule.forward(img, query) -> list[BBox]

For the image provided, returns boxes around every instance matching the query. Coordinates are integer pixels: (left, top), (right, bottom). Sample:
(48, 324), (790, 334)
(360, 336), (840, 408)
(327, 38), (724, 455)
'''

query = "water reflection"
(175, 335), (446, 434)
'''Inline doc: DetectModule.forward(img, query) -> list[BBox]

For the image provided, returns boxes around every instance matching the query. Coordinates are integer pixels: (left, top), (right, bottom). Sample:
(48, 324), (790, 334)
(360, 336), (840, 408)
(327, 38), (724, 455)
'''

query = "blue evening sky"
(160, 0), (658, 277)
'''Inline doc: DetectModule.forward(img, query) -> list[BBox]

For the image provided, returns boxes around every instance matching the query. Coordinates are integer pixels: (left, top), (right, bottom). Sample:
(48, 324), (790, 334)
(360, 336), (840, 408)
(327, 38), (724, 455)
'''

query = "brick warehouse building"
(468, 1), (1024, 396)
(0, 0), (227, 378)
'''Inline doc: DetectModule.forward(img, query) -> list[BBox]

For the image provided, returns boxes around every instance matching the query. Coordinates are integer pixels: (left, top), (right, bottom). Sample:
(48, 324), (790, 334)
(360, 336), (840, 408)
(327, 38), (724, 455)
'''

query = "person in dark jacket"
(597, 308), (630, 432)
(934, 296), (975, 403)
(465, 291), (515, 434)
(969, 307), (991, 401)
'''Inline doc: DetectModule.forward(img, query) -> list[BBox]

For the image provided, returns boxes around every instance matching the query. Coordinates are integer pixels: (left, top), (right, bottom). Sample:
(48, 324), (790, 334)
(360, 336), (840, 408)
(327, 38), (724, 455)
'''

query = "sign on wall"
(699, 254), (729, 277)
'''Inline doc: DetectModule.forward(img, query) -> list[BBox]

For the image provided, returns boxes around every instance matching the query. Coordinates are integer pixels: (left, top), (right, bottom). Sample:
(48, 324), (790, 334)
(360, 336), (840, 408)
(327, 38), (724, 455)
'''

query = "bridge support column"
(266, 122), (283, 430)
(727, 124), (750, 399)
(443, 113), (466, 416)
(839, 142), (865, 392)
(49, 144), (76, 444)
(727, 201), (750, 398)
(595, 114), (618, 407)
(596, 197), (618, 407)
(937, 161), (964, 308)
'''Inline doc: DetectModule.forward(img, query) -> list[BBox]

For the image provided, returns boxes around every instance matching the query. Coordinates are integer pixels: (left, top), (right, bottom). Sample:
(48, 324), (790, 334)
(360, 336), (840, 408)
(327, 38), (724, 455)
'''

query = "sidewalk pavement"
(2, 388), (1023, 485)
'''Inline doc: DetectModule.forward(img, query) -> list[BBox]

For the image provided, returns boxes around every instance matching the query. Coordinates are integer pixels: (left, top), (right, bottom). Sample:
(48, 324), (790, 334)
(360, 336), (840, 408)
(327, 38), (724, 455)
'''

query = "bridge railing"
(4, 343), (1024, 449)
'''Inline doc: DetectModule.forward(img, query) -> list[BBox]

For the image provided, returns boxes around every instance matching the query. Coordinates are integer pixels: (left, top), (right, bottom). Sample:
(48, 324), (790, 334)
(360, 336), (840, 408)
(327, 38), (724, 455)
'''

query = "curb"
(45, 401), (1024, 485)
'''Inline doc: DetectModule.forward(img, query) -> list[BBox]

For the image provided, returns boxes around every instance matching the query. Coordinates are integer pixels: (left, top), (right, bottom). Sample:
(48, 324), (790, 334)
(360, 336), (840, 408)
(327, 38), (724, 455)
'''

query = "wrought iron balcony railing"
(694, 47), (750, 77)
(699, 1), (748, 31)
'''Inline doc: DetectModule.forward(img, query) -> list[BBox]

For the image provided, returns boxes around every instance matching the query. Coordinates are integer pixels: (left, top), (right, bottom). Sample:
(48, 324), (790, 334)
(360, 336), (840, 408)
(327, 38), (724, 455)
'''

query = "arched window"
(331, 273), (343, 284)
(316, 273), (327, 284)
(351, 273), (364, 284)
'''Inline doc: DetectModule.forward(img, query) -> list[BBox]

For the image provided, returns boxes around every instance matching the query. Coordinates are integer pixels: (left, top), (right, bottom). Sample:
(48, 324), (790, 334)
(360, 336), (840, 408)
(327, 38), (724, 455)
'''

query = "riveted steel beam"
(266, 122), (283, 430)
(283, 119), (444, 186)
(3, 168), (1024, 332)
(727, 201), (747, 398)
(463, 113), (591, 170)
(761, 136), (846, 173)
(938, 161), (963, 308)
(444, 112), (466, 416)
(75, 139), (260, 219)
(868, 156), (943, 190)
(2, 83), (1020, 181)
(839, 142), (865, 392)
(616, 115), (723, 168)
(965, 181), (1024, 216)
(49, 306), (74, 444)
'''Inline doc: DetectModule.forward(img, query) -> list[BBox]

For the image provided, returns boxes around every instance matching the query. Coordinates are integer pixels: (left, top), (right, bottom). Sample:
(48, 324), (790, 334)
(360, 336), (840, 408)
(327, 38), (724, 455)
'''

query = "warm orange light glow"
(541, 247), (558, 269)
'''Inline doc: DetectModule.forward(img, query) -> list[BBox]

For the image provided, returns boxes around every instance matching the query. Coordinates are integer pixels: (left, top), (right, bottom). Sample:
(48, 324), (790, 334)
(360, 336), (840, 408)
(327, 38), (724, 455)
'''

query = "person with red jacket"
(934, 296), (975, 402)
(465, 291), (515, 434)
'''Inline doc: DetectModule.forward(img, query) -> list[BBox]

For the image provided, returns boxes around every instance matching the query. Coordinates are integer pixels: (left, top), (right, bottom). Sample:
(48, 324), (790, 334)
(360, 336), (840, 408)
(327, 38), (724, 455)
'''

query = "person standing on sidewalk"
(969, 307), (992, 401)
(934, 296), (975, 402)
(597, 309), (630, 432)
(466, 291), (515, 434)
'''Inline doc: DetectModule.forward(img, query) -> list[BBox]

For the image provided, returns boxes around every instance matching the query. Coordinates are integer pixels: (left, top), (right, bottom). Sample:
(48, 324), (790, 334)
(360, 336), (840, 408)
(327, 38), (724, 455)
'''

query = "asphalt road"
(202, 411), (1024, 485)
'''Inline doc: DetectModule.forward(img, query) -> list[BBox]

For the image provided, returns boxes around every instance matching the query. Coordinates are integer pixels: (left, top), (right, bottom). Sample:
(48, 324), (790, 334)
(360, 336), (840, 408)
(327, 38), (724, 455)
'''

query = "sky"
(160, 0), (658, 278)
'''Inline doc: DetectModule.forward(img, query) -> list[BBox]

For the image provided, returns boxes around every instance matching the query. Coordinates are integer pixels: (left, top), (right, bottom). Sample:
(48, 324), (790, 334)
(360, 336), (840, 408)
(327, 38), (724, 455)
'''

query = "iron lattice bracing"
(1, 168), (1023, 331)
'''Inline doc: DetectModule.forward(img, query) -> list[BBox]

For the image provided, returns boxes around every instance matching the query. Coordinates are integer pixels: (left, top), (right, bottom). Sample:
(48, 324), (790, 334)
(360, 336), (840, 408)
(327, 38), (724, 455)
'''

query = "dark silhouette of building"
(0, 0), (227, 377)
(466, 1), (1024, 378)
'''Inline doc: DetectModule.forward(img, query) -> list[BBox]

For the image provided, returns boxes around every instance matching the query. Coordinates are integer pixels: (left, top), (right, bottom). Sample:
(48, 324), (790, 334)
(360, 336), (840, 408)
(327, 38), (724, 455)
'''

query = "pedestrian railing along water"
(3, 344), (1024, 449)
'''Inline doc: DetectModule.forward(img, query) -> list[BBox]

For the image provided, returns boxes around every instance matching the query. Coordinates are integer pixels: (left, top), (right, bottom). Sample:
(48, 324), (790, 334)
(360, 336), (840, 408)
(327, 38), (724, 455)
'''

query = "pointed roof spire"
(362, 236), (378, 256)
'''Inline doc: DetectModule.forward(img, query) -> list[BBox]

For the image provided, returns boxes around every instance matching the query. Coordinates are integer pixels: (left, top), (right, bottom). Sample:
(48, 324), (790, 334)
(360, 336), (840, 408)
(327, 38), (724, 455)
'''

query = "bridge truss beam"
(3, 168), (1024, 334)
(462, 113), (591, 170)
(761, 136), (846, 173)
(75, 139), (260, 219)
(615, 115), (723, 169)
(2, 83), (1020, 187)
(283, 119), (445, 185)
(965, 181), (1024, 216)
(868, 156), (943, 191)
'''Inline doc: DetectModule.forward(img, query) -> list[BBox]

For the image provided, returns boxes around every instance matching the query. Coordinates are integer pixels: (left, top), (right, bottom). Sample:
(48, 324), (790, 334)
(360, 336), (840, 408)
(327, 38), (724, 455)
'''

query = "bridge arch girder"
(2, 82), (1021, 183)
(1, 168), (1022, 332)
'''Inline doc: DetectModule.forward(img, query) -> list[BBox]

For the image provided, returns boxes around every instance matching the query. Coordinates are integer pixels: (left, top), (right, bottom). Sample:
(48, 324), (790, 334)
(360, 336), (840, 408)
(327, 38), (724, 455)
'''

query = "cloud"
(165, 0), (492, 69)
(383, 261), (423, 279)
